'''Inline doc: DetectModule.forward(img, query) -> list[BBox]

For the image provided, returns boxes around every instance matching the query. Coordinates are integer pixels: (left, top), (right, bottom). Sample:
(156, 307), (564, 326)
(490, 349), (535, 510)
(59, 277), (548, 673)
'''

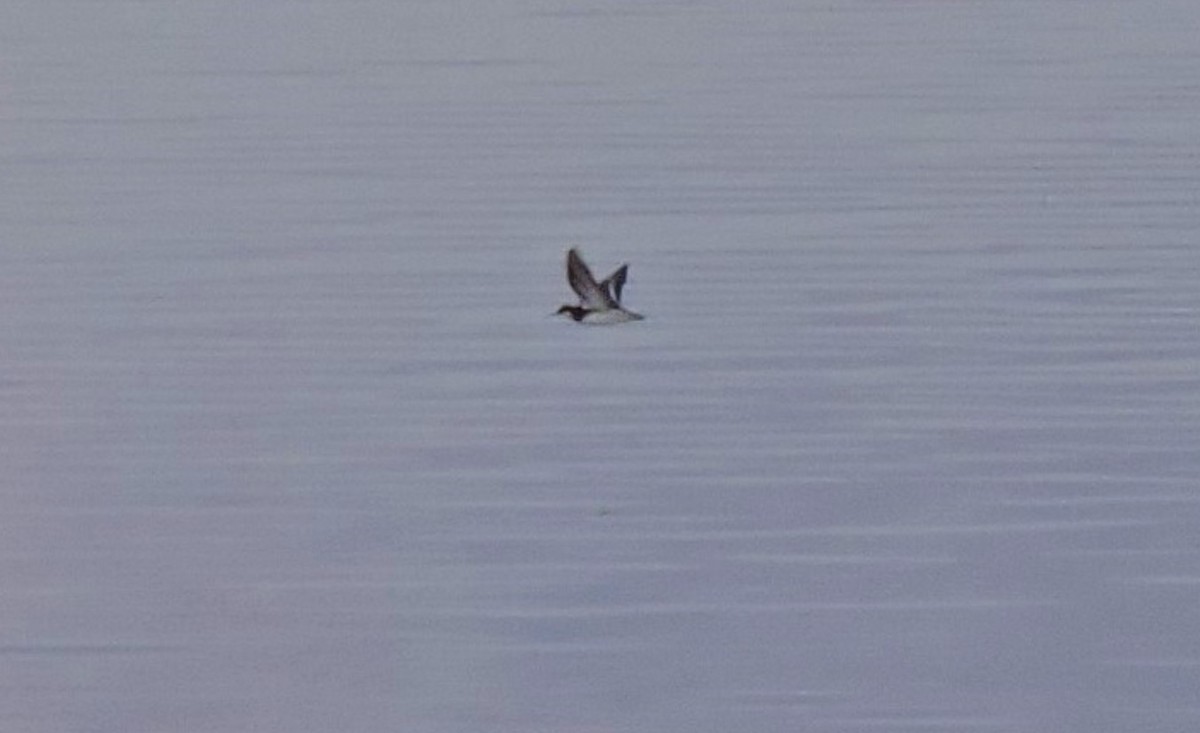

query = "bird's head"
(555, 305), (587, 321)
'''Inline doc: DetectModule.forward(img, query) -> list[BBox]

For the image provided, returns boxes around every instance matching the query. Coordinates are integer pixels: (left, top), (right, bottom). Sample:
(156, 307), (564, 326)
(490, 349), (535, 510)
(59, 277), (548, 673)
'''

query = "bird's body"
(555, 248), (644, 324)
(556, 305), (644, 324)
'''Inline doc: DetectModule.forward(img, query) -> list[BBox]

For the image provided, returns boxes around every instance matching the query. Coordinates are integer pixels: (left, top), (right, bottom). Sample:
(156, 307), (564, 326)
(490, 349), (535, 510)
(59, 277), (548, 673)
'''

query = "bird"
(555, 247), (644, 324)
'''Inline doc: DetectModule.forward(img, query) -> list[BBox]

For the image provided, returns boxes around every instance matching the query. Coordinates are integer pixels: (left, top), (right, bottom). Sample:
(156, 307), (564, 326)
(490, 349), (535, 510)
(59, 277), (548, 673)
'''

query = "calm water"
(3, 1), (1200, 731)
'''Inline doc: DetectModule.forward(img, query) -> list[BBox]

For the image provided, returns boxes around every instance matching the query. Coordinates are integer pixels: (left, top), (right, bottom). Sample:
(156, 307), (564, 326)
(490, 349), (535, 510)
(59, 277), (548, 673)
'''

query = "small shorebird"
(555, 247), (644, 324)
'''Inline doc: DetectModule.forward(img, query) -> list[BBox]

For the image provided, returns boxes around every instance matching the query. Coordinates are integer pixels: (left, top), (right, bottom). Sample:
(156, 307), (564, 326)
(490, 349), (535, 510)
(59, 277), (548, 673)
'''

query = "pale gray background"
(3, 1), (1199, 731)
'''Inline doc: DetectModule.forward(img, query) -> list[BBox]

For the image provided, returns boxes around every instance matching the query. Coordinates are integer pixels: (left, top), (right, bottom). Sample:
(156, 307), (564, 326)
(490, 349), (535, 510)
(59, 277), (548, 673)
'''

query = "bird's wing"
(567, 248), (616, 309)
(599, 264), (629, 305)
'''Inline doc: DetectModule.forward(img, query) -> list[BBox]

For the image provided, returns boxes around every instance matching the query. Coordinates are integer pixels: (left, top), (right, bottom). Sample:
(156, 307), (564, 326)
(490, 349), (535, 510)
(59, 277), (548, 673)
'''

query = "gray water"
(4, 1), (1200, 731)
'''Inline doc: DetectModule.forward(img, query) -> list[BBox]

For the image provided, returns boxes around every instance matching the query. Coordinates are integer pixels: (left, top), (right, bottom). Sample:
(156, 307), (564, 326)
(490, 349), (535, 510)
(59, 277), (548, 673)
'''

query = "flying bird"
(555, 247), (644, 324)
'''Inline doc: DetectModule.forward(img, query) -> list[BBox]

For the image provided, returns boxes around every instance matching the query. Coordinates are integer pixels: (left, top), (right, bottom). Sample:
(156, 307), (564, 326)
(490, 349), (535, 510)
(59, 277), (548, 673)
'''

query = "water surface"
(3, 1), (1199, 731)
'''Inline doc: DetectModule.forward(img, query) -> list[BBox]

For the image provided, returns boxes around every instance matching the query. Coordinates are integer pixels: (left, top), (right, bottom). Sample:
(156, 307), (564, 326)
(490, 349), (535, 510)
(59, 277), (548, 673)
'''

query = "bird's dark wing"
(599, 264), (629, 305)
(567, 248), (615, 309)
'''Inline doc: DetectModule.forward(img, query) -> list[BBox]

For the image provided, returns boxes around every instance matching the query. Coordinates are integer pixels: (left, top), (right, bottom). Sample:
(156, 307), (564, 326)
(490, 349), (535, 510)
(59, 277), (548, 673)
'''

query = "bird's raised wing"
(598, 264), (629, 305)
(567, 248), (617, 309)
